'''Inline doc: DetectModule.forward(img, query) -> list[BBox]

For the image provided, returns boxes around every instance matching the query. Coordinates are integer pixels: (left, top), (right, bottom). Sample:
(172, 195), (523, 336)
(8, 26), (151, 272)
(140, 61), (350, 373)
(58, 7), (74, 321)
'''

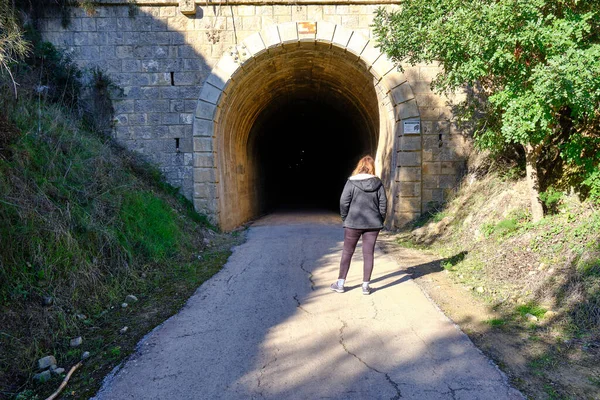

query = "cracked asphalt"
(93, 213), (524, 400)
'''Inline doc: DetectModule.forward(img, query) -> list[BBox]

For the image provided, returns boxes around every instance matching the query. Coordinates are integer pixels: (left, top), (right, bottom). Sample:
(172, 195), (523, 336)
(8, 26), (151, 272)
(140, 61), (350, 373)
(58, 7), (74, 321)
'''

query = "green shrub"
(539, 187), (565, 214)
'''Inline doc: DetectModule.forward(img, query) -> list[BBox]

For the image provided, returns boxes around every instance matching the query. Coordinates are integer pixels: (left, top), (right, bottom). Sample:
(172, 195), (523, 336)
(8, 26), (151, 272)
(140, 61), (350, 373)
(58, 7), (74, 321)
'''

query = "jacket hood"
(348, 174), (382, 192)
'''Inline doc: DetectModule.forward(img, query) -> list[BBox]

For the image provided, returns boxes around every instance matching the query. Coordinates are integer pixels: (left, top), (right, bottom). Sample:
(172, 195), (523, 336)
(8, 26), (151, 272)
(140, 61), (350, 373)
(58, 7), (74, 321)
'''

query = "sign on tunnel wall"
(39, 0), (469, 230)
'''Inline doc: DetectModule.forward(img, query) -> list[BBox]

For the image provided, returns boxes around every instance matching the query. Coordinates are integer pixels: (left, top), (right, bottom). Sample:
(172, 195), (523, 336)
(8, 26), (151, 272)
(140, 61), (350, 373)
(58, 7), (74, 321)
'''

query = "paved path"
(93, 212), (523, 400)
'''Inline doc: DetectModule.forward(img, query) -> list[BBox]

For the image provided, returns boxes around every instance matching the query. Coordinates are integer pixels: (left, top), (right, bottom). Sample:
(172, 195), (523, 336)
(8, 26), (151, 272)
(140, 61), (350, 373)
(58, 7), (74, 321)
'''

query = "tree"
(374, 0), (600, 221)
(0, 0), (30, 98)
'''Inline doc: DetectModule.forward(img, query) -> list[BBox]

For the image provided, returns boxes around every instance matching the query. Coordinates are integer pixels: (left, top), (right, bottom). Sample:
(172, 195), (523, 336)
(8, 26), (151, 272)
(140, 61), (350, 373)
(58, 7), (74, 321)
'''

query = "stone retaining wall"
(39, 0), (469, 229)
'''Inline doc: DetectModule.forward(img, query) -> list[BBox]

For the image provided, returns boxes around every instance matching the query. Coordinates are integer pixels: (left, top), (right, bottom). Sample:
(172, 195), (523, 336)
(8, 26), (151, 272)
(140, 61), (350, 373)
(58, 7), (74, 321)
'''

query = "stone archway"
(193, 21), (420, 231)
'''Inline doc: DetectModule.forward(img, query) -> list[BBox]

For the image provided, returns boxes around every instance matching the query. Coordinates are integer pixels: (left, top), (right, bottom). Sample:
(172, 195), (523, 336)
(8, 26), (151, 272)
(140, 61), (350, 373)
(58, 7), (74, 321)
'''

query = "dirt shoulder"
(378, 233), (600, 400)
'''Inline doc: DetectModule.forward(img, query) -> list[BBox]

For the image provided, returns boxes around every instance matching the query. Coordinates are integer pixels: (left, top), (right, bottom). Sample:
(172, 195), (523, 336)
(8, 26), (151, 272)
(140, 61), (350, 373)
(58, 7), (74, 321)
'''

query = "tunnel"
(214, 41), (383, 230)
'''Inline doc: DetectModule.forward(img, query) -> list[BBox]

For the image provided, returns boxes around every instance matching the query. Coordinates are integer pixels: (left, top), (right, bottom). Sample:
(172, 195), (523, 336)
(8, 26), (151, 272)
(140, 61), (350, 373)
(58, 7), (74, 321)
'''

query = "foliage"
(16, 25), (82, 109)
(539, 186), (565, 213)
(517, 302), (547, 319)
(374, 0), (600, 205)
(0, 0), (31, 97)
(118, 192), (183, 260)
(0, 99), (215, 395)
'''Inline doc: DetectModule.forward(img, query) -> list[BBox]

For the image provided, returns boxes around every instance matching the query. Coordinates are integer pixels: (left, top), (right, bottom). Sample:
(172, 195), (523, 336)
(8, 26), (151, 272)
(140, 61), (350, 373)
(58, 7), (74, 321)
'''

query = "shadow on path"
(93, 212), (523, 400)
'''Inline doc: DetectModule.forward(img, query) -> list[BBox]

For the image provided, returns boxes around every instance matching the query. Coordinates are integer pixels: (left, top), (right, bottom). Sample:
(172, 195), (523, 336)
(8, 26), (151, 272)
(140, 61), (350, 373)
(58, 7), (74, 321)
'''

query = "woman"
(331, 155), (387, 295)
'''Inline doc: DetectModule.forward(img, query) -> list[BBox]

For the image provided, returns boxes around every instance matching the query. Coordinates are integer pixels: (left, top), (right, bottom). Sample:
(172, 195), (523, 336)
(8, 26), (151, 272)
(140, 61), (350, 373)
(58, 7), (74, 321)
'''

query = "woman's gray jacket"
(340, 174), (387, 229)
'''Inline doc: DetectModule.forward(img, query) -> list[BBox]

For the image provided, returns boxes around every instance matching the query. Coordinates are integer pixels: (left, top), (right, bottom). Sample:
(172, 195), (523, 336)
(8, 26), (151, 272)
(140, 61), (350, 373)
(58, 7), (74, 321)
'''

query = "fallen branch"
(44, 360), (83, 400)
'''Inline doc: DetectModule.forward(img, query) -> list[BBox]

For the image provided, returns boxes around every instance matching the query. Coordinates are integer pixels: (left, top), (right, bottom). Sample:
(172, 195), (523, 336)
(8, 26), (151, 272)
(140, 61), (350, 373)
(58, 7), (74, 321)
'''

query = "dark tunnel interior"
(250, 98), (377, 213)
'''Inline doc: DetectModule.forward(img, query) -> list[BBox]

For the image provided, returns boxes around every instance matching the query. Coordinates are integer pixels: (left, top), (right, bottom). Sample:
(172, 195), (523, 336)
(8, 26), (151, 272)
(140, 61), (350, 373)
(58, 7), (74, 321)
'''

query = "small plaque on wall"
(403, 120), (420, 134)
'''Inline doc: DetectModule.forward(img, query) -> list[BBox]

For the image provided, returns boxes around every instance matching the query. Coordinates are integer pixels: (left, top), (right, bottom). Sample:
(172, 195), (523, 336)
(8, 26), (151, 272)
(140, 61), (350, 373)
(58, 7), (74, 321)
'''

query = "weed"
(481, 222), (495, 238)
(494, 218), (519, 237)
(517, 302), (547, 319)
(412, 204), (447, 228)
(529, 354), (557, 372)
(15, 391), (39, 400)
(109, 346), (121, 358)
(589, 376), (600, 387)
(542, 383), (562, 399)
(441, 251), (468, 271)
(485, 318), (506, 327)
(395, 239), (427, 250)
(540, 187), (565, 214)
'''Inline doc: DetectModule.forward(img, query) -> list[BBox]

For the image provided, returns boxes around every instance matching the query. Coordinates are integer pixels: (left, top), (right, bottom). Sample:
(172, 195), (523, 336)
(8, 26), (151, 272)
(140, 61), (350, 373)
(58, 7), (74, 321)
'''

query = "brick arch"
(193, 21), (421, 230)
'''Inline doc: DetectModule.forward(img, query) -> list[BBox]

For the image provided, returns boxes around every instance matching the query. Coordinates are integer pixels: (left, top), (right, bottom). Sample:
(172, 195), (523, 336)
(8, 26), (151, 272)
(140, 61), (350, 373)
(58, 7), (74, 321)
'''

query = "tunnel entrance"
(212, 41), (383, 230)
(251, 97), (376, 213)
(193, 23), (422, 231)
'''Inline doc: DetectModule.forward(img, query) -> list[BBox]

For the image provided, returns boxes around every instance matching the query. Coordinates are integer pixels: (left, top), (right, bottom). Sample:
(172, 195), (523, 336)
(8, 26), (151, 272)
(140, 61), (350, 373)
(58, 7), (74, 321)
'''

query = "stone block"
(194, 153), (215, 168)
(96, 18), (117, 32)
(243, 33), (267, 57)
(193, 118), (214, 137)
(396, 99), (420, 120)
(422, 174), (439, 189)
(396, 166), (421, 182)
(194, 197), (219, 214)
(195, 101), (217, 120)
(422, 149), (434, 162)
(390, 82), (415, 105)
(194, 167), (216, 183)
(194, 137), (213, 154)
(199, 83), (222, 105)
(169, 125), (192, 139)
(432, 188), (445, 202)
(307, 6), (324, 21)
(160, 6), (178, 17)
(370, 55), (395, 81)
(180, 113), (194, 125)
(184, 100), (197, 113)
(215, 53), (239, 78)
(397, 151), (421, 167)
(359, 43), (381, 66)
(315, 21), (336, 43)
(134, 100), (169, 113)
(393, 212), (420, 228)
(382, 70), (407, 91)
(439, 174), (458, 189)
(395, 197), (421, 213)
(341, 15), (360, 29)
(346, 34), (368, 57)
(162, 113), (180, 125)
(256, 6), (273, 16)
(170, 100), (185, 113)
(273, 6), (291, 16)
(331, 25), (352, 48)
(398, 182), (421, 197)
(114, 100), (134, 113)
(193, 182), (217, 198)
(422, 189), (433, 204)
(174, 71), (203, 86)
(205, 71), (228, 92)
(236, 5), (255, 16)
(441, 161), (458, 175)
(278, 22), (298, 44)
(400, 136), (421, 151)
(80, 18), (96, 32)
(422, 162), (441, 175)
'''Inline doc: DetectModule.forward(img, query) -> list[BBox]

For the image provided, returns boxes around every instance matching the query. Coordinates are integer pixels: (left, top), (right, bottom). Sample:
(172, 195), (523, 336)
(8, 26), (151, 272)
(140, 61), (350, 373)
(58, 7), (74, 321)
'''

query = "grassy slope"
(0, 100), (241, 399)
(396, 169), (600, 398)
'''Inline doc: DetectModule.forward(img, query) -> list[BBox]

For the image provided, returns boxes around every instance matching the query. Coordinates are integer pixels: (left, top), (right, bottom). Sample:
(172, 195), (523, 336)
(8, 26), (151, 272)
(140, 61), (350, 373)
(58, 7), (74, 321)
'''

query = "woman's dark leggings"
(338, 228), (380, 282)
